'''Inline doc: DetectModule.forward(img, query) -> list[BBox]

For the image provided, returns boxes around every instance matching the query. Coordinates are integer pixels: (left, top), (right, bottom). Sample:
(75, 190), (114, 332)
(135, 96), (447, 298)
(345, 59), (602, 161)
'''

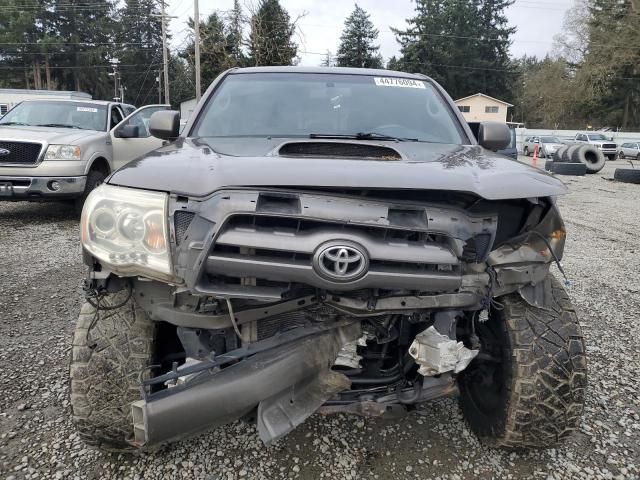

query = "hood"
(0, 125), (100, 144)
(108, 137), (568, 201)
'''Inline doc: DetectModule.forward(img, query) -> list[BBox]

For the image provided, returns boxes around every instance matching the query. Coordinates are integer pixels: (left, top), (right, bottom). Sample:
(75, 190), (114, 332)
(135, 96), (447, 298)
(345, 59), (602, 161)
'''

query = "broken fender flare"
(518, 274), (557, 310)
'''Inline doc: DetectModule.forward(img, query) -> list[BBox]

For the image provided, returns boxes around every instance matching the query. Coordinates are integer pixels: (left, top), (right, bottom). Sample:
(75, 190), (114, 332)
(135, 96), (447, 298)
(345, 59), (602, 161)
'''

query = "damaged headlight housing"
(80, 184), (173, 280)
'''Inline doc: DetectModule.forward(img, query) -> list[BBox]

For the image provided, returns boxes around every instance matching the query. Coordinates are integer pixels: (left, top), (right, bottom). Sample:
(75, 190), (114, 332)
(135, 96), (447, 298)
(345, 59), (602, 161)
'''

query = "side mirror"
(149, 110), (180, 141)
(116, 124), (140, 139)
(478, 122), (511, 151)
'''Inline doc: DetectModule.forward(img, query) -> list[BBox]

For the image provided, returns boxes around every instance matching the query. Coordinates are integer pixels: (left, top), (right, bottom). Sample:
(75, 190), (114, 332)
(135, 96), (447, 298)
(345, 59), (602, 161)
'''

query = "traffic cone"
(532, 144), (538, 167)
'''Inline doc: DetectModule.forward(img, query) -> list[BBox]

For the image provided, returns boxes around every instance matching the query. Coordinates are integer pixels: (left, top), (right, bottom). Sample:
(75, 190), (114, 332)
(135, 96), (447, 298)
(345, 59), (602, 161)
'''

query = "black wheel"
(613, 168), (640, 184)
(523, 147), (529, 157)
(572, 145), (605, 174)
(74, 169), (107, 214)
(636, 153), (640, 161)
(551, 162), (587, 176)
(458, 275), (587, 448)
(70, 291), (158, 450)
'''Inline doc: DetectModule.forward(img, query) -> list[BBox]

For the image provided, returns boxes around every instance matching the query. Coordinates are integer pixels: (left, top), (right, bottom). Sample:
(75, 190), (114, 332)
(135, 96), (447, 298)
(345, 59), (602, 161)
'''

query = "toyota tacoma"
(71, 67), (586, 451)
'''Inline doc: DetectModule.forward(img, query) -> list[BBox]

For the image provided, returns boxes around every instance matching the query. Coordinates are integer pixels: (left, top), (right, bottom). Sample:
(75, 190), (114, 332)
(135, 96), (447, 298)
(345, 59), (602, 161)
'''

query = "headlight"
(45, 144), (81, 160)
(80, 184), (173, 280)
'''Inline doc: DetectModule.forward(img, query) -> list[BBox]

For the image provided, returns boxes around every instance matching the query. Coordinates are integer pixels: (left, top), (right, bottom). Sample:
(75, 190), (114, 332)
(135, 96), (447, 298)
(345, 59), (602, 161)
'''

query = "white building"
(0, 89), (92, 117)
(454, 93), (513, 123)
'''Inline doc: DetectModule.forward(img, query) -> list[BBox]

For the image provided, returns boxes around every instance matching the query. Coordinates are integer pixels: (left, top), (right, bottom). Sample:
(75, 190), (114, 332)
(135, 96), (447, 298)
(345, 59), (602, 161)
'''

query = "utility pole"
(157, 74), (162, 103)
(152, 2), (176, 105)
(194, 0), (201, 101)
(108, 59), (120, 102)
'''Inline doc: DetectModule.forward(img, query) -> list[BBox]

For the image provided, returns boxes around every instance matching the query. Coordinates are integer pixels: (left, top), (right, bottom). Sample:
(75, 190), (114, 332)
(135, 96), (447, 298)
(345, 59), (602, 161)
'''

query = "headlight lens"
(80, 184), (173, 280)
(45, 144), (81, 160)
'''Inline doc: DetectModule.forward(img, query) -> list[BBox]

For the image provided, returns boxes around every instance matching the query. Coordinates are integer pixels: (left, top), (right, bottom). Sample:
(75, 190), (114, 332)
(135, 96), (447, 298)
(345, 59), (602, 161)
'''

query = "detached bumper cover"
(131, 322), (360, 447)
(0, 175), (86, 198)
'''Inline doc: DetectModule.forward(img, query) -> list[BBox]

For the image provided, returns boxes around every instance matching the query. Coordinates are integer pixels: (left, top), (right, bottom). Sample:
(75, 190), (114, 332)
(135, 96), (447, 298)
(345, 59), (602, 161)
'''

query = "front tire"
(458, 275), (587, 449)
(74, 169), (106, 214)
(70, 291), (157, 450)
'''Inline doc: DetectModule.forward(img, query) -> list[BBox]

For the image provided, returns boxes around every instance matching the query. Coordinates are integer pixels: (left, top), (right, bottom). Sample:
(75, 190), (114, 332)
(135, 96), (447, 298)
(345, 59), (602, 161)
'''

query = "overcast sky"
(168, 0), (575, 65)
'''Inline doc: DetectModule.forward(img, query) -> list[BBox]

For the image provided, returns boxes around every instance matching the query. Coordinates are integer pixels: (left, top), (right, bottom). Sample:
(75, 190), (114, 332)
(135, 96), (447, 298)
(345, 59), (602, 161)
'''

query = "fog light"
(48, 180), (61, 191)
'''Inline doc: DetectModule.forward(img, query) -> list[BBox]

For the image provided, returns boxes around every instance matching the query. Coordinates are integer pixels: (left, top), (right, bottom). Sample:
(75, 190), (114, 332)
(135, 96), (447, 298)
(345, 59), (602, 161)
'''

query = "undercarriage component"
(130, 322), (360, 447)
(334, 334), (367, 369)
(318, 375), (457, 416)
(257, 370), (351, 445)
(409, 326), (478, 376)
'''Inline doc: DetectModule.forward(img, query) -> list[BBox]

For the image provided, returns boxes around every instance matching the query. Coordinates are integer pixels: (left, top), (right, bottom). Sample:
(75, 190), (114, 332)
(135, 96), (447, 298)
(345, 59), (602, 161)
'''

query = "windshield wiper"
(0, 121), (30, 126)
(309, 132), (419, 142)
(35, 123), (84, 129)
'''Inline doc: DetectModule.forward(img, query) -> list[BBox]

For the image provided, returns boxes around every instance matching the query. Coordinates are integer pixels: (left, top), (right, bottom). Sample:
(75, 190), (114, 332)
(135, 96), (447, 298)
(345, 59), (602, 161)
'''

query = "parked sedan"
(523, 136), (564, 158)
(618, 142), (640, 160)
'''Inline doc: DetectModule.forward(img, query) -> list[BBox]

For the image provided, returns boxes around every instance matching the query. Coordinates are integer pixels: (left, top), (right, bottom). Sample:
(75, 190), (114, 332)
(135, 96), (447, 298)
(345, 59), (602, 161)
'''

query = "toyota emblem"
(0, 148), (10, 157)
(313, 242), (368, 282)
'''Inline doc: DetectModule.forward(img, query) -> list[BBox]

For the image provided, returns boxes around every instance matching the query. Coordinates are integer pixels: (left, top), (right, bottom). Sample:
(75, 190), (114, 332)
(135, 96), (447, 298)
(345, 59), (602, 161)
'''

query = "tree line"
(1, 0), (638, 130)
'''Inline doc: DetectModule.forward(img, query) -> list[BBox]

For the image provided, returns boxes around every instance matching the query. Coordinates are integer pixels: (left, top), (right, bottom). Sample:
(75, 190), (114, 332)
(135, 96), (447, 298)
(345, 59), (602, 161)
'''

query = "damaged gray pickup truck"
(71, 67), (586, 451)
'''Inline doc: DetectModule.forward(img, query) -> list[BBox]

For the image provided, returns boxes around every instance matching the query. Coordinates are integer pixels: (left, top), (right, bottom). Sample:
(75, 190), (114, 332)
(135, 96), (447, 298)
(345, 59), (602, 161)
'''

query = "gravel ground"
(1, 159), (639, 480)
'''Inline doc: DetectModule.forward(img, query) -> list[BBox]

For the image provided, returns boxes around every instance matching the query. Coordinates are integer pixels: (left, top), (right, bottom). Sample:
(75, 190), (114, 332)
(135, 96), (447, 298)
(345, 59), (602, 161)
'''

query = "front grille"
(174, 211), (195, 245)
(0, 141), (42, 165)
(602, 143), (617, 150)
(278, 141), (402, 160)
(205, 213), (462, 293)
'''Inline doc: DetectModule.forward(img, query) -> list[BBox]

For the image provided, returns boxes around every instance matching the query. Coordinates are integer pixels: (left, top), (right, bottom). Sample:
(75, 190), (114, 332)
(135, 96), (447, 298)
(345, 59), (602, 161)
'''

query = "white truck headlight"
(45, 144), (82, 160)
(81, 184), (173, 280)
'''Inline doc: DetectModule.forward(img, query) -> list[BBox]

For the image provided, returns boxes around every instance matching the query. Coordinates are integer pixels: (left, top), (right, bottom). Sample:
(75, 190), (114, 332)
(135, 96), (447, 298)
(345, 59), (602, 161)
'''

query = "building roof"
(0, 88), (91, 98)
(454, 93), (513, 107)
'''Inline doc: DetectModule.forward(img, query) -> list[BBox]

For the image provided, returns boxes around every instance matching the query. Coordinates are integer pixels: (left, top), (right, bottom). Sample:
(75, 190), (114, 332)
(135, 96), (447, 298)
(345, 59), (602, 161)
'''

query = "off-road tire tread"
(460, 275), (587, 449)
(553, 146), (568, 162)
(69, 292), (156, 451)
(571, 145), (605, 174)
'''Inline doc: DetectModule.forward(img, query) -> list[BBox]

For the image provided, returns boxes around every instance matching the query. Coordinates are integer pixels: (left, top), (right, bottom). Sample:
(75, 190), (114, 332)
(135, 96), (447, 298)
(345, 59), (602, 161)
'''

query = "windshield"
(587, 134), (608, 141)
(541, 136), (561, 143)
(192, 73), (466, 144)
(0, 101), (107, 131)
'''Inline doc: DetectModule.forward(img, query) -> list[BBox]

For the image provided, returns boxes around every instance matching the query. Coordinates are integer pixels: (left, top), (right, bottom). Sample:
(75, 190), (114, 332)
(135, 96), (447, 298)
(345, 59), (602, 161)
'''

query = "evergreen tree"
(320, 50), (334, 67)
(248, 0), (297, 66)
(392, 0), (516, 100)
(473, 0), (516, 97)
(336, 4), (383, 68)
(387, 56), (401, 71)
(227, 0), (246, 64)
(579, 0), (640, 129)
(117, 0), (163, 105)
(53, 0), (118, 98)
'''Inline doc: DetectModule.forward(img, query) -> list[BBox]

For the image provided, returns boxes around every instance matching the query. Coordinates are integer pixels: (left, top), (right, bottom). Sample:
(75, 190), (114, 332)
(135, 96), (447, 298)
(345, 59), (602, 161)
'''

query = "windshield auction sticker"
(374, 77), (426, 89)
(76, 107), (98, 113)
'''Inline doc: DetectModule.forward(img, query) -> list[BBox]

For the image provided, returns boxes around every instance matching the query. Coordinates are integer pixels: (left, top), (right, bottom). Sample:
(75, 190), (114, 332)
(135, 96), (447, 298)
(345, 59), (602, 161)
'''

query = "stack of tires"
(545, 145), (605, 176)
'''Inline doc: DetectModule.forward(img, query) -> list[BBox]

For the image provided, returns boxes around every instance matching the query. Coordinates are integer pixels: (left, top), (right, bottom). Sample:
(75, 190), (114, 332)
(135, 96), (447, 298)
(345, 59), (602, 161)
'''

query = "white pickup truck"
(0, 99), (170, 209)
(573, 132), (618, 160)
